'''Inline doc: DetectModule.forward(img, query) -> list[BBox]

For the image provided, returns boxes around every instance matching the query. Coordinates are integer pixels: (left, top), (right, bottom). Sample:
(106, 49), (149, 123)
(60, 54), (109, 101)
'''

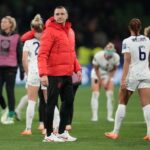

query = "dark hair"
(128, 18), (141, 36)
(54, 6), (68, 14)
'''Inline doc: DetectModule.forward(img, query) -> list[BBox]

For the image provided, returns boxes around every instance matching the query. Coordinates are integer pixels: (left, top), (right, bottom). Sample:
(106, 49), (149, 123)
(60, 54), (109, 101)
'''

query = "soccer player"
(21, 14), (46, 135)
(91, 42), (120, 122)
(105, 18), (150, 140)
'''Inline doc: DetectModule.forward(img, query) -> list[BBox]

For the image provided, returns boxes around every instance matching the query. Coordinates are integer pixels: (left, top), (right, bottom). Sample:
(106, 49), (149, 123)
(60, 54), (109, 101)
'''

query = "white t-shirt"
(92, 50), (120, 76)
(122, 35), (150, 80)
(23, 38), (40, 73)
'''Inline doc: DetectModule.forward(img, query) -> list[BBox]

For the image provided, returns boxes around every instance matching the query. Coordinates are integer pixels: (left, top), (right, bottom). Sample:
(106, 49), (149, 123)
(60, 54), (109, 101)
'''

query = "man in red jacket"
(38, 6), (82, 142)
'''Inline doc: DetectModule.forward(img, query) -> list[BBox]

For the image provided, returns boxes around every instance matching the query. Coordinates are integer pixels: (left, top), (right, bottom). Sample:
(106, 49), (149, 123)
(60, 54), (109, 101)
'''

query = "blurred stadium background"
(1, 0), (150, 85)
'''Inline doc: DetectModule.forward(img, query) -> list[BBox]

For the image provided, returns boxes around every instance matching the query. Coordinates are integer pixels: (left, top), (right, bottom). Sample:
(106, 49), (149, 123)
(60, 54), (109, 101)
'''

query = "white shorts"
(27, 71), (41, 87)
(126, 79), (150, 91)
(91, 69), (113, 82)
(26, 71), (47, 90)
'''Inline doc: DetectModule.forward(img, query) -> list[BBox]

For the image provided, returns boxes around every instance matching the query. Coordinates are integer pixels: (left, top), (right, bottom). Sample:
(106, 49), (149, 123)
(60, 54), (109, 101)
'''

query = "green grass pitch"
(0, 85), (150, 150)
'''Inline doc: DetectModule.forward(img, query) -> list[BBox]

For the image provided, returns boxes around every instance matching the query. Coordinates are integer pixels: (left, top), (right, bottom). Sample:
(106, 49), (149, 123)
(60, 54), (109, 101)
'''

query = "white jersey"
(23, 38), (40, 72)
(92, 50), (120, 76)
(122, 35), (150, 80)
(23, 38), (41, 87)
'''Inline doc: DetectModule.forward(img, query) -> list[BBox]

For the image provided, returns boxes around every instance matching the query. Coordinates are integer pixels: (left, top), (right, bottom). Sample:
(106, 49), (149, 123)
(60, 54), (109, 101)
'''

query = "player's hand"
(40, 76), (49, 87)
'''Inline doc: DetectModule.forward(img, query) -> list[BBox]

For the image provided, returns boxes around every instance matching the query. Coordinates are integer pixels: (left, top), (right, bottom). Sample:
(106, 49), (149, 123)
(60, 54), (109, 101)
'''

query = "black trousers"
(38, 88), (46, 125)
(60, 83), (79, 125)
(46, 76), (74, 136)
(0, 67), (17, 112)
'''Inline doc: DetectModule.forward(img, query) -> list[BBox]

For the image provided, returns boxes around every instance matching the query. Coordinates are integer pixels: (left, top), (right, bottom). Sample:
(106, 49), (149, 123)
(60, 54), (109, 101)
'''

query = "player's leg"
(138, 82), (150, 140)
(105, 79), (140, 139)
(53, 105), (60, 133)
(15, 94), (28, 121)
(15, 77), (28, 121)
(91, 77), (100, 121)
(104, 79), (114, 122)
(21, 85), (38, 135)
(105, 88), (133, 139)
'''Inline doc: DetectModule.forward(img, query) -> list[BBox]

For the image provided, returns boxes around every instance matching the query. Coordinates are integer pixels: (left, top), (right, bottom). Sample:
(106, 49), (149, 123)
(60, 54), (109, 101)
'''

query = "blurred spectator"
(0, 16), (24, 124)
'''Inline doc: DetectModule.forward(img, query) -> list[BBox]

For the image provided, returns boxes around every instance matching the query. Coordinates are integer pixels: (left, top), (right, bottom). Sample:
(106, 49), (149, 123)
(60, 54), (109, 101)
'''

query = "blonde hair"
(1, 16), (17, 32)
(30, 14), (44, 32)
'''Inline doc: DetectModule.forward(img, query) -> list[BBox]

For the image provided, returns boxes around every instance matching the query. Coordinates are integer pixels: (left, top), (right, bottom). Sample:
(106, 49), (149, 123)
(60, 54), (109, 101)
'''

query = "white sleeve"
(92, 54), (99, 66)
(114, 54), (120, 66)
(122, 40), (130, 53)
(23, 41), (30, 52)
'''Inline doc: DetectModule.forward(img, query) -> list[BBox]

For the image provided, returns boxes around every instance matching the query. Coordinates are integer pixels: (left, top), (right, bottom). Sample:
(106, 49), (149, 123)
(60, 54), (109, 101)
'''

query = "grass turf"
(0, 85), (150, 150)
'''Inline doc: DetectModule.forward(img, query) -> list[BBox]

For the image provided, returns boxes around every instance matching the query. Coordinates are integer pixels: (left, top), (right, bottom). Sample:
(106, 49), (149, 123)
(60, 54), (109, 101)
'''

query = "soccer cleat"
(2, 117), (14, 125)
(105, 132), (119, 139)
(1, 107), (9, 123)
(107, 117), (114, 122)
(21, 130), (32, 135)
(57, 131), (77, 142)
(143, 135), (150, 140)
(43, 133), (65, 142)
(91, 116), (98, 122)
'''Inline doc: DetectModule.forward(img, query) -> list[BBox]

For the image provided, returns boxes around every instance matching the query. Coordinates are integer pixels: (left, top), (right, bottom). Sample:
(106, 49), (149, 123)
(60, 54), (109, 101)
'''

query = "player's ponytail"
(128, 18), (141, 36)
(30, 14), (44, 32)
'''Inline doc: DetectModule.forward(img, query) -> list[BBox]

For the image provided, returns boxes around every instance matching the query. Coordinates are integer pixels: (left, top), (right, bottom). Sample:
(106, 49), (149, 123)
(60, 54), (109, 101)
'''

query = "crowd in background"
(0, 0), (150, 66)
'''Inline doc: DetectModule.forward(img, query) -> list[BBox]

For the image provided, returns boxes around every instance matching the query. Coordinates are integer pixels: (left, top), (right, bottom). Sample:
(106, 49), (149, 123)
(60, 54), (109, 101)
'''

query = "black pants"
(60, 83), (79, 125)
(0, 95), (6, 109)
(0, 67), (17, 112)
(38, 88), (46, 126)
(0, 79), (6, 109)
(46, 76), (74, 136)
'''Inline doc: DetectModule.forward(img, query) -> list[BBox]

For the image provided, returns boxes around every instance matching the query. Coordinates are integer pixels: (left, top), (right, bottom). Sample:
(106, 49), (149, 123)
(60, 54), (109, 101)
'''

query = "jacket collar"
(45, 17), (71, 31)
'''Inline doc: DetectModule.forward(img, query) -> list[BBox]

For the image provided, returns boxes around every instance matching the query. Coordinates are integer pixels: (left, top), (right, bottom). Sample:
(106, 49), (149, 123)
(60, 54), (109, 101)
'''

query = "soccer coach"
(38, 6), (82, 142)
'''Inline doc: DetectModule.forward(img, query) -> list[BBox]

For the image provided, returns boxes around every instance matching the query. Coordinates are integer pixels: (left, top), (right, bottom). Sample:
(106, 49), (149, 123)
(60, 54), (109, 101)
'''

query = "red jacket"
(38, 17), (81, 77)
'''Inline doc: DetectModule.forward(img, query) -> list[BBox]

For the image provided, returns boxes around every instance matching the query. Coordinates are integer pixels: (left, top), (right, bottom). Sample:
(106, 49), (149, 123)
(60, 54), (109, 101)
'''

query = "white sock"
(143, 104), (150, 135)
(53, 106), (60, 130)
(26, 100), (36, 130)
(113, 104), (126, 134)
(106, 91), (113, 119)
(91, 91), (99, 120)
(15, 95), (28, 113)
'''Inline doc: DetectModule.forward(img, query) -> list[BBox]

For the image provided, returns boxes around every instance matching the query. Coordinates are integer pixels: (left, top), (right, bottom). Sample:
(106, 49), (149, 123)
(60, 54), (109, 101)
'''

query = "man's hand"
(77, 71), (82, 82)
(40, 76), (49, 87)
(20, 71), (25, 80)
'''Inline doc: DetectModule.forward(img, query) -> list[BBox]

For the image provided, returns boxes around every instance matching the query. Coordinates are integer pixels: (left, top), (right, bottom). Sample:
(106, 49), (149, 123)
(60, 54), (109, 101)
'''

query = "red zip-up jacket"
(38, 17), (81, 77)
